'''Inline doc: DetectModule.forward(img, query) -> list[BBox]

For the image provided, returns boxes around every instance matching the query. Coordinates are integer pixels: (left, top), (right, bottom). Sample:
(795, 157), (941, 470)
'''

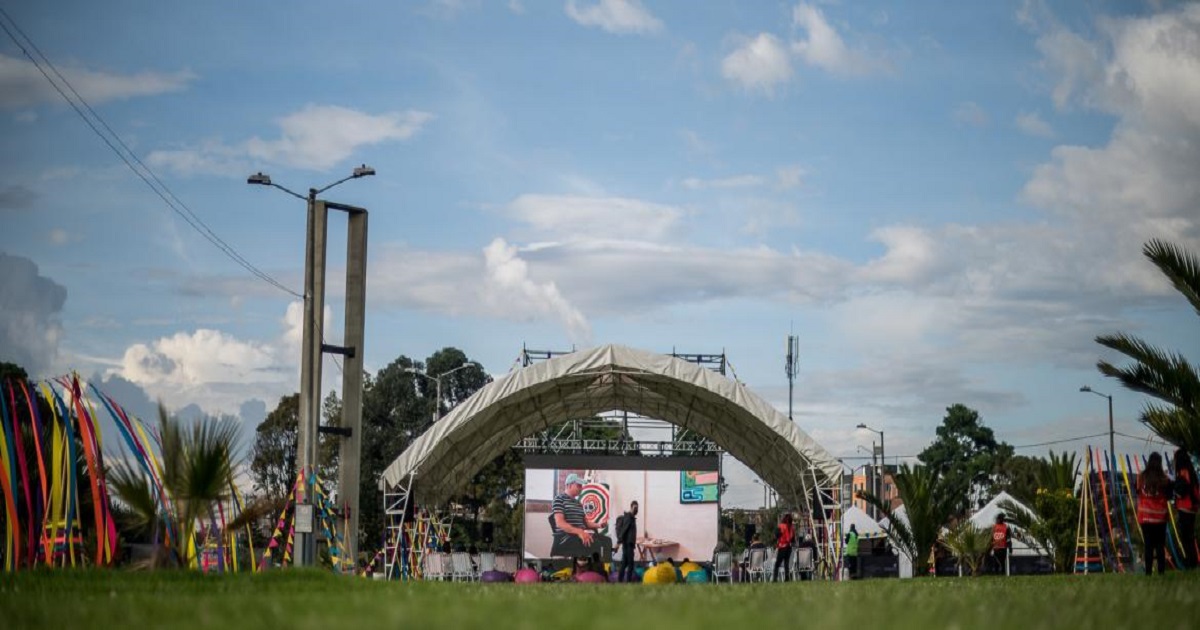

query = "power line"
(0, 8), (301, 299)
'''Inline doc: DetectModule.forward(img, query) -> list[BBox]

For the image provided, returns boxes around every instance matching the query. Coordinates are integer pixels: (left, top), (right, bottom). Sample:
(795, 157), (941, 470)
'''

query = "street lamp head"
(1080, 385), (1092, 393)
(352, 164), (376, 178)
(856, 423), (867, 429)
(247, 172), (271, 186)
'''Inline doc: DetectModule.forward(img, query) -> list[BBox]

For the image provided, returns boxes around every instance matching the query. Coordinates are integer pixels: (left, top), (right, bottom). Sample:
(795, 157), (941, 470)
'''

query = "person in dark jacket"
(615, 500), (639, 582)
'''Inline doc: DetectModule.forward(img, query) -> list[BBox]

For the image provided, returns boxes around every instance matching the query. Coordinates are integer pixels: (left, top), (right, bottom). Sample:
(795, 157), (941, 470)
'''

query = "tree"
(108, 404), (240, 568)
(0, 361), (28, 381)
(250, 394), (299, 502)
(998, 455), (1044, 505)
(1096, 239), (1200, 456)
(859, 464), (955, 577)
(918, 404), (1014, 515)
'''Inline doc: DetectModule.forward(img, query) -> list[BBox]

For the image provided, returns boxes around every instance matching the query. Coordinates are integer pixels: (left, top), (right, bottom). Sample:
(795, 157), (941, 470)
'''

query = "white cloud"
(148, 105), (434, 174)
(858, 226), (940, 284)
(120, 329), (278, 389)
(679, 128), (715, 158)
(48, 228), (72, 245)
(0, 53), (194, 109)
(1015, 111), (1055, 137)
(681, 175), (766, 190)
(0, 253), (66, 377)
(508, 0), (526, 14)
(776, 164), (805, 189)
(503, 194), (685, 241)
(721, 33), (793, 93)
(1023, 4), (1200, 251)
(14, 110), (36, 123)
(953, 101), (990, 127)
(791, 3), (889, 76)
(565, 0), (662, 35)
(482, 238), (592, 343)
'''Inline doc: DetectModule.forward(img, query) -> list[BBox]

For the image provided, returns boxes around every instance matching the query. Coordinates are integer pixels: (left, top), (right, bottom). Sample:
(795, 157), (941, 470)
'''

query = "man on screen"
(550, 474), (613, 559)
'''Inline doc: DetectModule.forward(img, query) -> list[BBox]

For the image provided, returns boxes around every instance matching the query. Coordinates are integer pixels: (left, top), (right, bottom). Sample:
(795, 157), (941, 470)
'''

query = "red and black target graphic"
(579, 482), (610, 533)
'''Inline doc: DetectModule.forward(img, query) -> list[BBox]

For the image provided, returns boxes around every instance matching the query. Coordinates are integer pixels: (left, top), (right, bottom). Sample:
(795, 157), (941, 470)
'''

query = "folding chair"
(763, 548), (777, 582)
(712, 551), (734, 583)
(450, 551), (477, 581)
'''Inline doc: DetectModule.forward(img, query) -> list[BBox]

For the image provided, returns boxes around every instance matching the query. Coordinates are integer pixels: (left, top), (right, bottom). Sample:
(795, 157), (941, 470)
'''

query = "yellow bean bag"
(642, 562), (678, 584)
(678, 561), (703, 580)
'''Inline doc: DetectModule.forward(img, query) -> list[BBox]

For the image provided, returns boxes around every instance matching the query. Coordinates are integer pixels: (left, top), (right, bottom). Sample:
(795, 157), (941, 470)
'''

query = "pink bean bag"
(514, 568), (540, 583)
(575, 571), (606, 583)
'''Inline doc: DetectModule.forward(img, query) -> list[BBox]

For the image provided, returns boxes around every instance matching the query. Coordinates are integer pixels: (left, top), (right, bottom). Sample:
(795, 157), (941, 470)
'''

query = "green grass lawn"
(3, 570), (1199, 630)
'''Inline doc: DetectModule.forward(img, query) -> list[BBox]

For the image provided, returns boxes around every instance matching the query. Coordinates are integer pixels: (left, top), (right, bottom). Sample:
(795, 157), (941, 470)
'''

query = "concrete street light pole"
(248, 165), (373, 568)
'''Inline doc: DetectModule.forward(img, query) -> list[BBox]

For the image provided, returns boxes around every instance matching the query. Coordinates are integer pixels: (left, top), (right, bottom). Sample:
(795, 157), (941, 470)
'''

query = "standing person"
(772, 513), (794, 582)
(991, 513), (1011, 575)
(1137, 452), (1171, 575)
(551, 474), (613, 559)
(1174, 449), (1198, 570)
(615, 500), (639, 582)
(844, 524), (860, 580)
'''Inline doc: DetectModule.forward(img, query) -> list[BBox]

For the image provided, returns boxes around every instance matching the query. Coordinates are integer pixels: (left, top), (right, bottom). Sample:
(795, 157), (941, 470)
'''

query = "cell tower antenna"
(785, 331), (799, 421)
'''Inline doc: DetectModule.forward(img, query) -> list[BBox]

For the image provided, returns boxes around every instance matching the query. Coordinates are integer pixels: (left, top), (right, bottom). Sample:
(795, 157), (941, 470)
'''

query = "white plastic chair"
(763, 548), (777, 582)
(422, 552), (448, 581)
(450, 551), (477, 581)
(495, 554), (519, 574)
(747, 548), (767, 582)
(793, 547), (815, 580)
(712, 551), (734, 583)
(478, 551), (497, 573)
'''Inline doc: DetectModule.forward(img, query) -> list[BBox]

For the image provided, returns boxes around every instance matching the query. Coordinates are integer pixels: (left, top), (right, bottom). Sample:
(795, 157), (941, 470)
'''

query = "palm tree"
(940, 520), (992, 576)
(859, 464), (955, 576)
(1096, 239), (1200, 455)
(108, 404), (241, 568)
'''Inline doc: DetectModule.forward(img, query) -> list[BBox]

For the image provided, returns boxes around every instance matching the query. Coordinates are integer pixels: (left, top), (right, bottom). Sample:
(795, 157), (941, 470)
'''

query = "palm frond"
(1096, 334), (1200, 413)
(107, 458), (160, 535)
(1140, 404), (1200, 455)
(1145, 238), (1200, 318)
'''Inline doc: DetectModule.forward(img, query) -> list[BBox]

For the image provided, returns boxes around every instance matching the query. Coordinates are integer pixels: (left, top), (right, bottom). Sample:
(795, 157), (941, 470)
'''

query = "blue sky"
(2, 1), (1198, 507)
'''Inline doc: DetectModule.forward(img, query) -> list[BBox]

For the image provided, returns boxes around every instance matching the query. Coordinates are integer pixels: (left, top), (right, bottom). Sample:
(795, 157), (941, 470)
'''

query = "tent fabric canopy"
(842, 505), (885, 538)
(379, 344), (843, 507)
(969, 491), (1039, 555)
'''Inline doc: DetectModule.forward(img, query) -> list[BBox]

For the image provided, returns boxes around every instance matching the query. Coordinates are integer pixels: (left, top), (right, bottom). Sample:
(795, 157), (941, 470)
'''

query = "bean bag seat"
(481, 570), (511, 583)
(575, 571), (606, 583)
(642, 562), (678, 584)
(685, 569), (709, 583)
(514, 568), (540, 583)
(678, 561), (703, 580)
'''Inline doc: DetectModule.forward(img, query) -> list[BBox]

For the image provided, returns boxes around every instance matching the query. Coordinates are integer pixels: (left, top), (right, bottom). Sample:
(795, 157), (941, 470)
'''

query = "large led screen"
(522, 455), (719, 562)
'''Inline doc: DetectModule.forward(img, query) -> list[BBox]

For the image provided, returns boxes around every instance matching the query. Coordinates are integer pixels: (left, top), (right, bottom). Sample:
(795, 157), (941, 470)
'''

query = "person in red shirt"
(772, 513), (794, 582)
(1138, 452), (1171, 575)
(991, 513), (1011, 575)
(1173, 449), (1198, 570)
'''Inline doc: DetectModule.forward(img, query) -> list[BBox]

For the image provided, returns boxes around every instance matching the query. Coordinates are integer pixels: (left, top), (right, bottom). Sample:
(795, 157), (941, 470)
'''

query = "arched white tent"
(379, 344), (842, 508)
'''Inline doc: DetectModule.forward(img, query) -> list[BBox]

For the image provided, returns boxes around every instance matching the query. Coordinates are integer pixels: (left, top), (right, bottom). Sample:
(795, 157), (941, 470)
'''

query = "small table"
(636, 538), (679, 562)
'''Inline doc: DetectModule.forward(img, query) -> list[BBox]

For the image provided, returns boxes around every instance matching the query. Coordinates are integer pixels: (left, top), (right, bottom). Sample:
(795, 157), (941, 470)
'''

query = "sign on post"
(295, 503), (314, 534)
